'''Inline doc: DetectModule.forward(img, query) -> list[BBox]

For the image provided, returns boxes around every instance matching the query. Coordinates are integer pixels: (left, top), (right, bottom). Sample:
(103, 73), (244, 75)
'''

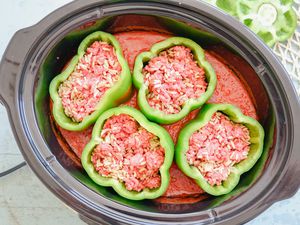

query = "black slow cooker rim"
(0, 0), (299, 224)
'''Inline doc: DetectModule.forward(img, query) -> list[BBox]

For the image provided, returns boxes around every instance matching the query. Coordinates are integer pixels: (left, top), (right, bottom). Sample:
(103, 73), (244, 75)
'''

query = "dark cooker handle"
(266, 155), (300, 205)
(0, 27), (36, 108)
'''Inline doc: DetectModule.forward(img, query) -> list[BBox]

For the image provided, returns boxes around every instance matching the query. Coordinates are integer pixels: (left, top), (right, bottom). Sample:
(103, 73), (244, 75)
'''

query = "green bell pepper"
(81, 106), (174, 200)
(49, 31), (132, 131)
(175, 103), (265, 196)
(133, 37), (217, 124)
(236, 0), (297, 47)
(208, 110), (275, 207)
(36, 19), (112, 138)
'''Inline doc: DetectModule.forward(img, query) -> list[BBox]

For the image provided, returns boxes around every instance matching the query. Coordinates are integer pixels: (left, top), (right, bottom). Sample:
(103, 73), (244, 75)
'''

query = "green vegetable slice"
(236, 0), (297, 46)
(204, 0), (297, 47)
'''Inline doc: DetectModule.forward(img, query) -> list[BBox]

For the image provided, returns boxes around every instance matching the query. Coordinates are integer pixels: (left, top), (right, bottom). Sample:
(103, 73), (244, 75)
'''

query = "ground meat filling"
(58, 41), (122, 122)
(143, 46), (207, 114)
(186, 112), (251, 186)
(91, 114), (165, 192)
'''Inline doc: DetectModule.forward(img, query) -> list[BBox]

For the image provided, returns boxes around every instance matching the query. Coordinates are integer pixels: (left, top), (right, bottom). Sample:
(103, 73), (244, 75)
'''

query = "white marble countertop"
(0, 1), (299, 224)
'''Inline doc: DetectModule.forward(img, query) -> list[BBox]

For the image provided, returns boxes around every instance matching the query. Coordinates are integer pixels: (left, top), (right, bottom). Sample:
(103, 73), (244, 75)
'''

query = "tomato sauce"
(50, 30), (258, 203)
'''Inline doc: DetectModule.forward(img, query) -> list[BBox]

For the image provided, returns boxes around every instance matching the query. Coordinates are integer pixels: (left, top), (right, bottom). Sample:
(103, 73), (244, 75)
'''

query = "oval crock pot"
(0, 0), (300, 224)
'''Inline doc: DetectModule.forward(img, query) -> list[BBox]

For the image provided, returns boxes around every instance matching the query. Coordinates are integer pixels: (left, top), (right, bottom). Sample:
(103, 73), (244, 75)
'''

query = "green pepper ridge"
(81, 106), (174, 200)
(49, 31), (132, 131)
(175, 103), (265, 196)
(133, 37), (217, 124)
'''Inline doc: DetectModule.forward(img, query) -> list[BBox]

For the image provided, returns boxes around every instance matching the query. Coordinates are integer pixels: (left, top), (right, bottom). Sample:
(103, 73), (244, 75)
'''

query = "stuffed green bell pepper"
(133, 37), (217, 124)
(81, 106), (174, 200)
(175, 103), (264, 196)
(49, 31), (131, 131)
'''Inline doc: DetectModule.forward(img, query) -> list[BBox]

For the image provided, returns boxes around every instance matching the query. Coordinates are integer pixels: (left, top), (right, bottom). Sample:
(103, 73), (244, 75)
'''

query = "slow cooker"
(0, 0), (299, 224)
